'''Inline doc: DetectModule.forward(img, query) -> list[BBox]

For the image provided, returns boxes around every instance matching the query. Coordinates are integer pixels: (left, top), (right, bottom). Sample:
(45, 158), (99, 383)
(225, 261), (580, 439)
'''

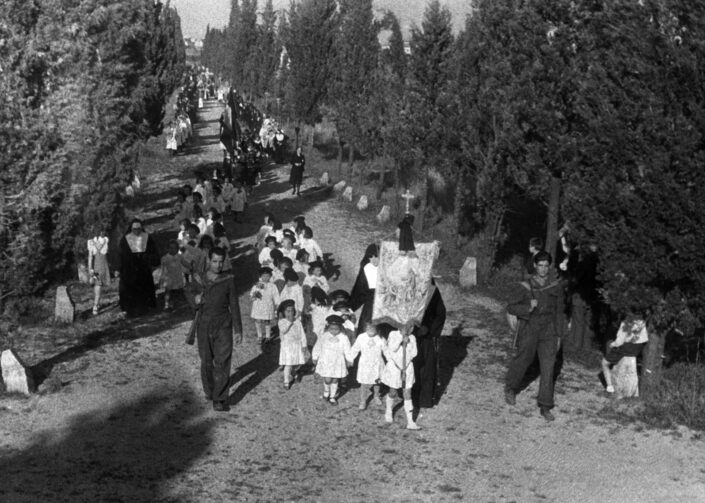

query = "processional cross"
(401, 190), (415, 214)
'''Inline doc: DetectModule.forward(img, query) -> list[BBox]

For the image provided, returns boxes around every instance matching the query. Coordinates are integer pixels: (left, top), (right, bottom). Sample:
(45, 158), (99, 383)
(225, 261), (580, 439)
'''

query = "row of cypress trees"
(202, 0), (705, 389)
(0, 0), (187, 311)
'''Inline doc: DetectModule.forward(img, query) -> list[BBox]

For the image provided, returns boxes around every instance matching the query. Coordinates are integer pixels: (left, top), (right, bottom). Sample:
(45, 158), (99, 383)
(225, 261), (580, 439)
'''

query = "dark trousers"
(567, 295), (594, 351)
(506, 325), (558, 409)
(412, 337), (437, 409)
(197, 316), (233, 403)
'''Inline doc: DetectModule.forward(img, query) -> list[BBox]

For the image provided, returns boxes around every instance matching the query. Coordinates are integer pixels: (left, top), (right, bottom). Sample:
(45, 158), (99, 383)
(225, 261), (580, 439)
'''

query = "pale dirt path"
(1, 101), (704, 503)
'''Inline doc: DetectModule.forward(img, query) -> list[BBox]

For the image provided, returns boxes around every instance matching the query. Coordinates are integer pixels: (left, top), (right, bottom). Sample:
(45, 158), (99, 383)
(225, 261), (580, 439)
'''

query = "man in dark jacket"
(504, 251), (564, 421)
(187, 247), (243, 412)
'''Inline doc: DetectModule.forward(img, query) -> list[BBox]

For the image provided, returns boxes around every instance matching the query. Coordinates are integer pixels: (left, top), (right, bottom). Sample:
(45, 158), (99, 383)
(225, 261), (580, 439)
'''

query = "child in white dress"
(280, 232), (298, 263)
(308, 286), (329, 347)
(277, 299), (308, 388)
(330, 301), (357, 344)
(349, 322), (386, 410)
(279, 268), (304, 314)
(293, 249), (310, 284)
(250, 267), (279, 344)
(303, 261), (329, 293)
(221, 178), (235, 214)
(300, 226), (323, 263)
(258, 236), (278, 267)
(312, 315), (352, 405)
(255, 213), (275, 250)
(382, 329), (420, 430)
(232, 181), (247, 222)
(160, 240), (185, 310)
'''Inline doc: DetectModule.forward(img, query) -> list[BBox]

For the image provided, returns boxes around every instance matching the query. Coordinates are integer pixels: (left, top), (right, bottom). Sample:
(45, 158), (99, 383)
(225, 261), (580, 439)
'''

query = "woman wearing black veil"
(117, 218), (160, 317)
(349, 243), (380, 336)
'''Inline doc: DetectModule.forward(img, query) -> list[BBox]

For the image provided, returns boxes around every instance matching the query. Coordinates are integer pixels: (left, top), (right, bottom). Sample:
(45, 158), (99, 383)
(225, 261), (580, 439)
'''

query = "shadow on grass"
(0, 391), (212, 502)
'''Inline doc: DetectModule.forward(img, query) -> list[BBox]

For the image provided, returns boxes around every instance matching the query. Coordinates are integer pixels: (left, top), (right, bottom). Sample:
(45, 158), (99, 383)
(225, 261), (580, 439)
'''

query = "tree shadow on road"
(0, 391), (213, 502)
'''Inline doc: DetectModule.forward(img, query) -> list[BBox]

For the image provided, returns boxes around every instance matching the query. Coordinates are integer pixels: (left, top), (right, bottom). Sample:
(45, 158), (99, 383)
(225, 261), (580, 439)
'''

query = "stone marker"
(342, 186), (353, 202)
(459, 257), (477, 288)
(54, 285), (75, 323)
(333, 180), (347, 192)
(613, 356), (639, 398)
(356, 195), (368, 211)
(1, 349), (34, 395)
(376, 205), (391, 223)
(320, 172), (330, 185)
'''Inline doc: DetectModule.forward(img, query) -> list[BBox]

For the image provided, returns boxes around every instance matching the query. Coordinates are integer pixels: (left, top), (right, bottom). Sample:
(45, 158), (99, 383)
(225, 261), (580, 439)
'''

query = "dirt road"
(1, 101), (704, 503)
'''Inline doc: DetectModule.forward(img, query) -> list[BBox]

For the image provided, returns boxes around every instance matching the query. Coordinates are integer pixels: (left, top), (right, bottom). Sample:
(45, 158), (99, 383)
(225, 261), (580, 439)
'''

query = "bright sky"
(171, 0), (471, 40)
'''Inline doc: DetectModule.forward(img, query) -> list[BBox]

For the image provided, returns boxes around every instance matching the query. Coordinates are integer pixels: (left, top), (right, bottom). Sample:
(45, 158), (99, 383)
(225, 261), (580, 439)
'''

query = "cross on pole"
(401, 190), (415, 214)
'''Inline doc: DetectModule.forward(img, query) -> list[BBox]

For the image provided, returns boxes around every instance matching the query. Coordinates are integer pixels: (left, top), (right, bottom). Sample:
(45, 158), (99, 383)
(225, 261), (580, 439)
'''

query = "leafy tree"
(560, 0), (705, 391)
(238, 0), (259, 95)
(381, 11), (407, 85)
(327, 0), (380, 179)
(405, 0), (454, 226)
(255, 0), (280, 98)
(0, 0), (185, 310)
(284, 0), (338, 136)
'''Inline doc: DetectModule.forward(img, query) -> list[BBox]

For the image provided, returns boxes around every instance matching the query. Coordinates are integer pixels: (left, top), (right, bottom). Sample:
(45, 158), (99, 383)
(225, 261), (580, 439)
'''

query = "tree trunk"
(475, 207), (505, 284)
(336, 137), (344, 179)
(641, 323), (665, 395)
(348, 143), (355, 181)
(453, 169), (465, 247)
(545, 173), (561, 260)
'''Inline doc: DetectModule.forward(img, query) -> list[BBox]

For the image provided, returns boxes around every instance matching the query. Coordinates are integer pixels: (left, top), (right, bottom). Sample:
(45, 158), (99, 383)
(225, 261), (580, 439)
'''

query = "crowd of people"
(99, 84), (445, 428)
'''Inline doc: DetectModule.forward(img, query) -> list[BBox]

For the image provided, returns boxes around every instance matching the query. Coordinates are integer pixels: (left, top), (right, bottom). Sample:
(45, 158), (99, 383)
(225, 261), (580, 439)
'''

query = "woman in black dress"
(118, 218), (160, 317)
(289, 146), (305, 196)
(349, 243), (380, 335)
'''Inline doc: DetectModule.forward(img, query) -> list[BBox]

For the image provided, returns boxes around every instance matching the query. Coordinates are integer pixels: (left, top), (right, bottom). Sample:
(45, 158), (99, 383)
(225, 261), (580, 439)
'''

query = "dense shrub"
(642, 363), (705, 431)
(0, 0), (186, 310)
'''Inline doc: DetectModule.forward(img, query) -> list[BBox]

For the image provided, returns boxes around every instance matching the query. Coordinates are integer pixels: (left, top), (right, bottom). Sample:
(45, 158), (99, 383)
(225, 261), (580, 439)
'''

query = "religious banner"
(372, 240), (440, 329)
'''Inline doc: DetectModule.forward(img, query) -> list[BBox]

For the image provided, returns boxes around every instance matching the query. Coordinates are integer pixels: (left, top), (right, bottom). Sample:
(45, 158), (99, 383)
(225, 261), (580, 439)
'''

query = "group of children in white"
(250, 214), (422, 430)
(156, 173), (248, 310)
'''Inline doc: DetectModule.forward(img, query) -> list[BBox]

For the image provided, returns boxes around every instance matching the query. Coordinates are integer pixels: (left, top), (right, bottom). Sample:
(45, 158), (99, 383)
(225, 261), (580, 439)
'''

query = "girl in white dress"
(258, 236), (278, 267)
(303, 261), (329, 293)
(279, 268), (304, 314)
(159, 240), (185, 310)
(293, 249), (310, 284)
(300, 226), (323, 262)
(348, 322), (386, 410)
(312, 315), (352, 405)
(87, 230), (110, 315)
(221, 178), (235, 214)
(255, 213), (275, 250)
(309, 286), (329, 347)
(280, 233), (298, 263)
(277, 300), (308, 388)
(382, 329), (420, 430)
(250, 267), (279, 344)
(232, 181), (247, 222)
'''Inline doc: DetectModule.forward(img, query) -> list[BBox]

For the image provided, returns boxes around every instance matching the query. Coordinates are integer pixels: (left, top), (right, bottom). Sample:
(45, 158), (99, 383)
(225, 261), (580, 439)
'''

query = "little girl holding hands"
(382, 328), (420, 430)
(312, 315), (352, 405)
(277, 299), (309, 388)
(348, 322), (386, 410)
(250, 267), (280, 344)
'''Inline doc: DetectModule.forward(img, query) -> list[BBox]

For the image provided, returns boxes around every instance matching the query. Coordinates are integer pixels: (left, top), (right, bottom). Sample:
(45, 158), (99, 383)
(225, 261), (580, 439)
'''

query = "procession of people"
(95, 71), (623, 429)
